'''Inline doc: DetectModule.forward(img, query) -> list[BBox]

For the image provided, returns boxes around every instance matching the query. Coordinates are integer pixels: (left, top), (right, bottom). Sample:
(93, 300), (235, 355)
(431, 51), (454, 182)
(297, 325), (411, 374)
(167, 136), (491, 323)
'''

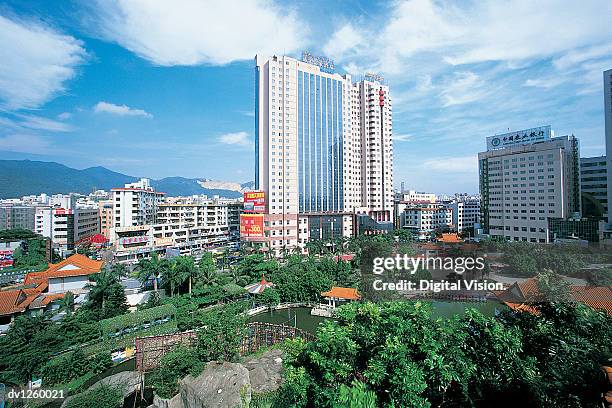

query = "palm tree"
(134, 253), (166, 291)
(176, 256), (198, 295)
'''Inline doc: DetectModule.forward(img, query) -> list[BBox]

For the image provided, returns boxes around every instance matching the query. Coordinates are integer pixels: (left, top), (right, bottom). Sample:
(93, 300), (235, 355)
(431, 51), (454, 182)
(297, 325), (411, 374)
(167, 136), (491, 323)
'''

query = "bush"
(64, 385), (123, 408)
(39, 350), (112, 386)
(150, 346), (202, 399)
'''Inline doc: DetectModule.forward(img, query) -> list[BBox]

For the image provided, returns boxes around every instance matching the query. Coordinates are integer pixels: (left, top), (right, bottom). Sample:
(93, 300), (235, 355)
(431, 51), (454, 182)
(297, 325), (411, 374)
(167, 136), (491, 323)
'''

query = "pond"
(247, 301), (505, 334)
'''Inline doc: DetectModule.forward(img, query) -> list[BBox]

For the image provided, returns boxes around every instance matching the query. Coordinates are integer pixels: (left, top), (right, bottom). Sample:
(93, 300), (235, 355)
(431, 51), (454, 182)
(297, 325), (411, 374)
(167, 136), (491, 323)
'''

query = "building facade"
(397, 204), (453, 239)
(99, 200), (113, 239)
(0, 206), (36, 231)
(35, 207), (100, 255)
(253, 53), (394, 254)
(479, 128), (580, 243)
(442, 195), (481, 233)
(111, 178), (165, 229)
(604, 69), (612, 227)
(580, 156), (608, 220)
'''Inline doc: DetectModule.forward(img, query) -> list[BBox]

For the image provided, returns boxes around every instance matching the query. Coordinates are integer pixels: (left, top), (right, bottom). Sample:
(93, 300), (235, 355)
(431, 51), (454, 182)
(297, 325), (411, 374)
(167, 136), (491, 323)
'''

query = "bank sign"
(486, 125), (551, 151)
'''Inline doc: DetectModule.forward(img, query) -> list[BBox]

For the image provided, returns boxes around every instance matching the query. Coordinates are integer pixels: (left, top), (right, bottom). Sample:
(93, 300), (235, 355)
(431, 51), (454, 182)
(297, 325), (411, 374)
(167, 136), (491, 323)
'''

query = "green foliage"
(279, 300), (612, 407)
(99, 303), (176, 335)
(259, 287), (281, 307)
(584, 268), (612, 286)
(0, 228), (38, 241)
(12, 236), (49, 270)
(149, 346), (202, 399)
(39, 350), (112, 386)
(270, 258), (332, 303)
(83, 264), (129, 319)
(195, 305), (247, 363)
(64, 385), (123, 408)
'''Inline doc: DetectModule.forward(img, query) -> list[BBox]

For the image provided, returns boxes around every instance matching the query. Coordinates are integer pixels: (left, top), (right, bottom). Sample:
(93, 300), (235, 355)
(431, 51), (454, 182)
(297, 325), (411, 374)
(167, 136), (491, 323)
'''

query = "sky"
(0, 0), (611, 195)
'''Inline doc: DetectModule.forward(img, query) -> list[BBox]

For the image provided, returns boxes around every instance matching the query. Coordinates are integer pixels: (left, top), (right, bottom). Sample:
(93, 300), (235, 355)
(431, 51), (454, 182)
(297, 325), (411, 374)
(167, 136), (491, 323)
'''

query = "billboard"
(486, 125), (551, 151)
(0, 249), (13, 270)
(243, 191), (266, 213)
(240, 214), (264, 238)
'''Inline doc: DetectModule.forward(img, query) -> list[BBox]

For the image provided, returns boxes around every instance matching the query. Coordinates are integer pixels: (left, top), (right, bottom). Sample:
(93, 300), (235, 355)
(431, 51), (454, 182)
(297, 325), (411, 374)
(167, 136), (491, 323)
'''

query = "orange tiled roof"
(321, 287), (361, 300)
(495, 277), (612, 315)
(438, 233), (462, 243)
(0, 288), (37, 316)
(44, 254), (103, 278)
(570, 286), (612, 315)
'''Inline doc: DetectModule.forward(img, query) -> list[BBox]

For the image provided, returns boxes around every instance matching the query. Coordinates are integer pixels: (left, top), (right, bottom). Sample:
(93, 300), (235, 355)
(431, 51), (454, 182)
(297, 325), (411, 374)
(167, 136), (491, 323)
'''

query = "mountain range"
(0, 160), (253, 199)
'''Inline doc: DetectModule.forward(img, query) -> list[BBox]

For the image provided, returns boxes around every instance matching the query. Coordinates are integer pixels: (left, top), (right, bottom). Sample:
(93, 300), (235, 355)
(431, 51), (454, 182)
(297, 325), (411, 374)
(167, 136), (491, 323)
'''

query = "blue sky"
(0, 0), (611, 195)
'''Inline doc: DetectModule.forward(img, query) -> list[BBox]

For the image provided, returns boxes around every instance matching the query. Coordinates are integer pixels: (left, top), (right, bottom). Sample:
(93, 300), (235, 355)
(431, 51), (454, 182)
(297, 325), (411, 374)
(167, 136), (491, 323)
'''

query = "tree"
(59, 291), (75, 315)
(135, 253), (167, 291)
(65, 385), (123, 408)
(198, 252), (218, 285)
(84, 263), (128, 318)
(258, 287), (281, 308)
(173, 256), (198, 295)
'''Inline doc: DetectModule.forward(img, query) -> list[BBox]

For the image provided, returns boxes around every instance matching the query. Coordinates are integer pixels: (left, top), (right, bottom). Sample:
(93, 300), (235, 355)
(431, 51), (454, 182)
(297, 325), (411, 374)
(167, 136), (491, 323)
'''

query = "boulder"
(61, 371), (141, 408)
(152, 392), (183, 408)
(242, 349), (284, 394)
(179, 361), (251, 408)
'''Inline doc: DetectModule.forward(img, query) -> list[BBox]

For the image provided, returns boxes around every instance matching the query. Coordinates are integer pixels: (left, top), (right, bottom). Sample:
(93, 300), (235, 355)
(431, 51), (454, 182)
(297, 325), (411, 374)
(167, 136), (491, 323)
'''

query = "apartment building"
(99, 200), (113, 239)
(35, 206), (100, 255)
(479, 126), (580, 243)
(580, 156), (608, 220)
(0, 206), (36, 231)
(111, 178), (165, 229)
(442, 195), (481, 233)
(398, 204), (453, 240)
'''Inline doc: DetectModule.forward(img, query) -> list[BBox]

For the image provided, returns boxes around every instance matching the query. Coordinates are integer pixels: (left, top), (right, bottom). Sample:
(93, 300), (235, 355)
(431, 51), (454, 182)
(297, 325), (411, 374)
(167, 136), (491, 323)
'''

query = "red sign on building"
(240, 214), (264, 238)
(244, 191), (266, 213)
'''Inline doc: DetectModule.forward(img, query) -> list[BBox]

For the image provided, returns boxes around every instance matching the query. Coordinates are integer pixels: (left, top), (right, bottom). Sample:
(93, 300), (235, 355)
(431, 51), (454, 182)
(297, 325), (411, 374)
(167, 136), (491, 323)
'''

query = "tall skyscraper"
(478, 126), (580, 243)
(580, 156), (608, 221)
(604, 69), (612, 227)
(253, 53), (393, 254)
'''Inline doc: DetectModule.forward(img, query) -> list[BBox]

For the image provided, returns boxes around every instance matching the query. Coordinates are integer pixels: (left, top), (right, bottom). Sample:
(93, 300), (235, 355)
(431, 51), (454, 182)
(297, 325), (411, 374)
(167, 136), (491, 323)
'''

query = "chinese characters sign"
(486, 125), (551, 151)
(244, 191), (266, 213)
(240, 214), (264, 238)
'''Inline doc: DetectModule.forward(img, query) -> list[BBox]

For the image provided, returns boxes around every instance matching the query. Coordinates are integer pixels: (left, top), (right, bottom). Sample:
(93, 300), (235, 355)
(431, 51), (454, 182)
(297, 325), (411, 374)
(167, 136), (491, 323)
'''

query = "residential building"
(253, 53), (394, 255)
(442, 194), (481, 233)
(35, 207), (100, 255)
(397, 204), (453, 240)
(604, 69), (612, 227)
(0, 254), (103, 332)
(479, 126), (581, 243)
(395, 190), (437, 204)
(0, 205), (36, 231)
(99, 200), (113, 239)
(113, 198), (232, 264)
(111, 178), (165, 229)
(580, 156), (608, 220)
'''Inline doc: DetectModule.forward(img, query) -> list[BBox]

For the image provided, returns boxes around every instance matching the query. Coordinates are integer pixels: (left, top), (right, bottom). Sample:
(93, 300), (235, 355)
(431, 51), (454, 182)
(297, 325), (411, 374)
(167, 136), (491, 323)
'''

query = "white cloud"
(0, 15), (87, 110)
(440, 72), (487, 107)
(218, 131), (251, 147)
(324, 0), (612, 75)
(57, 112), (72, 120)
(88, 0), (307, 66)
(16, 114), (75, 132)
(394, 134), (412, 142)
(0, 134), (51, 154)
(423, 156), (477, 173)
(94, 101), (153, 118)
(322, 24), (364, 62)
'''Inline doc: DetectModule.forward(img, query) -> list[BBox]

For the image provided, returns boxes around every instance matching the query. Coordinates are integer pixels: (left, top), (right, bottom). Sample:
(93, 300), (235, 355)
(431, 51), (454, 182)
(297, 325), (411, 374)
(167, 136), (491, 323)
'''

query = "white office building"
(398, 204), (453, 240)
(478, 126), (580, 243)
(253, 53), (393, 254)
(111, 178), (165, 229)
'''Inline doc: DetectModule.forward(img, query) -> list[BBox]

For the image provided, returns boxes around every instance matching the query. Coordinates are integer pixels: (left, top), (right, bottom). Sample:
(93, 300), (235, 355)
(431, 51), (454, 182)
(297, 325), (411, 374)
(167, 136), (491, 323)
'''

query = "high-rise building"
(111, 178), (165, 228)
(580, 156), (608, 220)
(478, 126), (580, 243)
(253, 53), (393, 254)
(99, 200), (113, 239)
(604, 69), (612, 227)
(35, 206), (100, 255)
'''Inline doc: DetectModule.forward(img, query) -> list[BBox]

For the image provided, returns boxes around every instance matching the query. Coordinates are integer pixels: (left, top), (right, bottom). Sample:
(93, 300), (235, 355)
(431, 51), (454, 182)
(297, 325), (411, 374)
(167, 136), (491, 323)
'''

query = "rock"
(61, 371), (141, 407)
(180, 361), (251, 408)
(153, 392), (183, 408)
(242, 349), (284, 394)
